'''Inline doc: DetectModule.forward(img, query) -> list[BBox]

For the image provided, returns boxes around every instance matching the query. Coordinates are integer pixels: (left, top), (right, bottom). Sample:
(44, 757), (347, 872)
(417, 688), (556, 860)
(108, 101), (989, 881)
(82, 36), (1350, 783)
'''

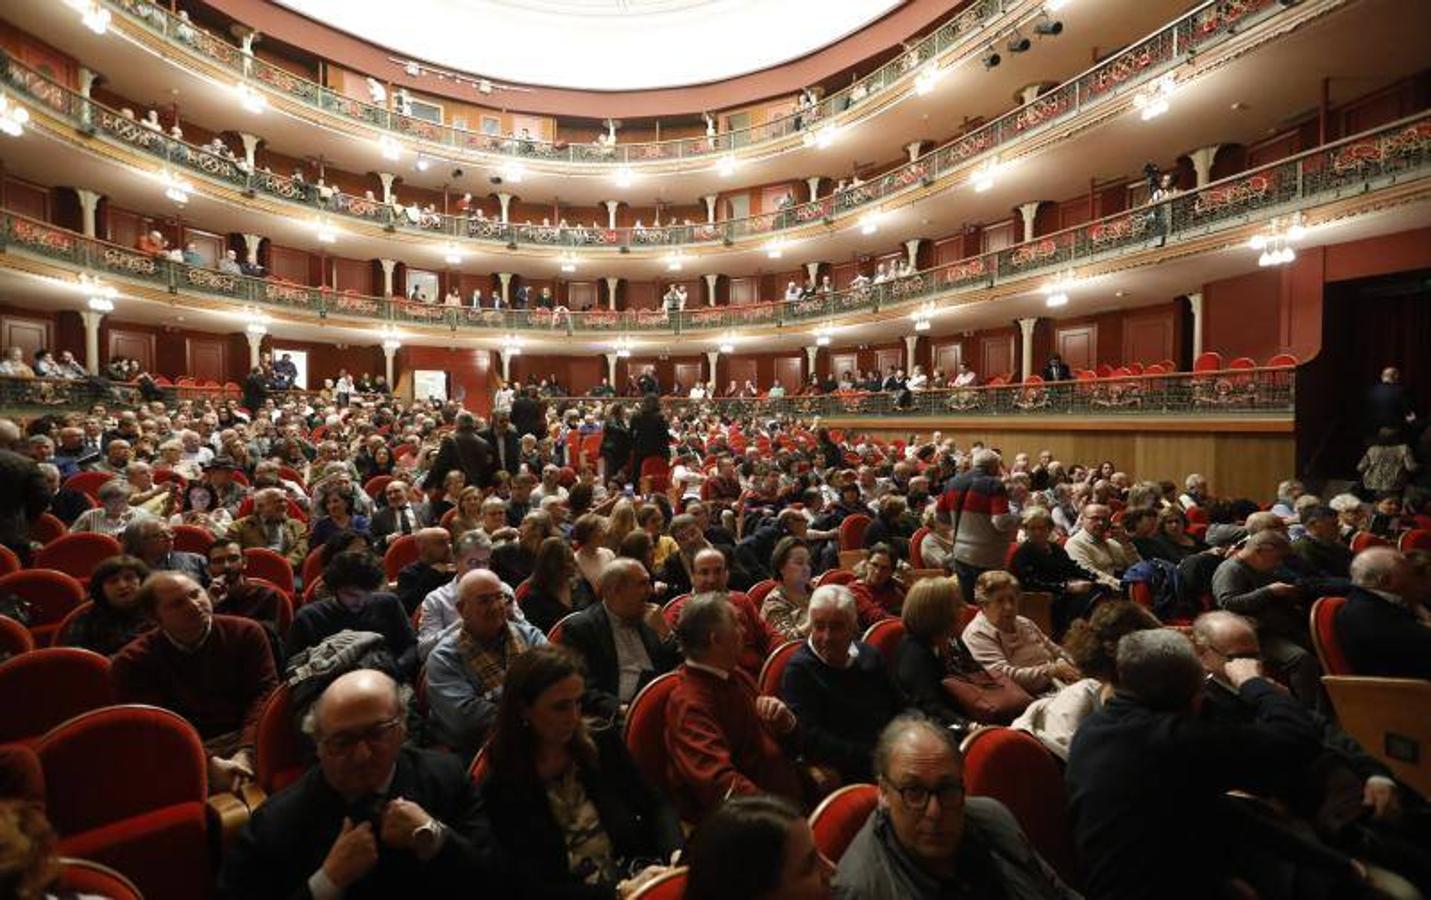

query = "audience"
(962, 571), (1078, 696)
(228, 487), (308, 570)
(394, 527), (455, 614)
(287, 551), (417, 680)
(761, 536), (816, 640)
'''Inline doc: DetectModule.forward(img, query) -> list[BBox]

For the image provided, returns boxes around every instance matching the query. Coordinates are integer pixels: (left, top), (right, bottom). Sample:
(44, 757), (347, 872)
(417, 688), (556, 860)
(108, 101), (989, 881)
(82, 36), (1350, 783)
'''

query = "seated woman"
(308, 489), (370, 549)
(851, 543), (904, 622)
(60, 555), (151, 655)
(572, 514), (615, 596)
(962, 570), (1079, 697)
(1155, 506), (1206, 561)
(685, 795), (833, 900)
(445, 486), (485, 541)
(893, 577), (988, 731)
(427, 470), (467, 527)
(520, 536), (588, 635)
(482, 646), (682, 899)
(70, 480), (145, 538)
(1009, 507), (1105, 638)
(637, 504), (679, 571)
(1011, 600), (1160, 759)
(168, 482), (233, 535)
(918, 509), (955, 571)
(760, 537), (815, 641)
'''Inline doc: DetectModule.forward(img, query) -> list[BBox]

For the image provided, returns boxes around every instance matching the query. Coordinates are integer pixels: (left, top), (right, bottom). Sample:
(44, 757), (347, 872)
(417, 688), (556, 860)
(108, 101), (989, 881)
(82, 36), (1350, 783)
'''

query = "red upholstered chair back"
(56, 859), (144, 900)
(1310, 596), (1353, 676)
(0, 543), (20, 577)
(1350, 532), (1391, 554)
(1265, 353), (1298, 368)
(1129, 581), (1154, 611)
(1397, 529), (1431, 552)
(364, 475), (395, 500)
(758, 639), (803, 696)
(0, 647), (113, 744)
(747, 579), (778, 606)
(839, 514), (872, 551)
(384, 534), (420, 582)
(809, 783), (879, 862)
(908, 526), (930, 568)
(52, 602), (94, 649)
(0, 569), (86, 647)
(861, 619), (906, 667)
(243, 548), (295, 596)
(1193, 351), (1224, 373)
(960, 727), (1081, 887)
(630, 867), (688, 900)
(1185, 505), (1209, 525)
(255, 684), (310, 794)
(546, 610), (582, 645)
(814, 569), (856, 587)
(468, 745), (491, 785)
(171, 524), (215, 555)
(0, 613), (34, 658)
(34, 535), (122, 586)
(301, 547), (326, 587)
(623, 671), (681, 795)
(62, 471), (117, 501)
(277, 465), (308, 492)
(30, 513), (68, 546)
(640, 456), (671, 493)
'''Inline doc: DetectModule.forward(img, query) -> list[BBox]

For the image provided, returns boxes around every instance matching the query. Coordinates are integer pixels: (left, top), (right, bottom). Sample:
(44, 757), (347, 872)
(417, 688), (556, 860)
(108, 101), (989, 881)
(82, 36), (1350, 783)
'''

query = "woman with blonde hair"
(893, 576), (975, 730)
(962, 570), (1078, 696)
(446, 485), (485, 540)
(571, 513), (615, 593)
(605, 498), (637, 553)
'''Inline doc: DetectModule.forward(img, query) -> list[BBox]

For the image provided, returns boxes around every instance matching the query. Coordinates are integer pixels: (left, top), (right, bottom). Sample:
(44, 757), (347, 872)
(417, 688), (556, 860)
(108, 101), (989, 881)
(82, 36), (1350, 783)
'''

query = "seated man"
(395, 528), (455, 615)
(662, 547), (776, 678)
(1067, 630), (1323, 900)
(288, 551), (418, 681)
(666, 593), (804, 820)
(371, 480), (422, 550)
(1063, 504), (1138, 590)
(206, 537), (287, 667)
(218, 670), (506, 898)
(1292, 505), (1355, 579)
(228, 487), (308, 571)
(835, 714), (1075, 900)
(1337, 547), (1431, 679)
(111, 572), (277, 795)
(1212, 530), (1322, 707)
(416, 531), (518, 660)
(558, 558), (680, 721)
(779, 585), (902, 783)
(425, 570), (546, 756)
(655, 513), (706, 598)
(122, 518), (208, 586)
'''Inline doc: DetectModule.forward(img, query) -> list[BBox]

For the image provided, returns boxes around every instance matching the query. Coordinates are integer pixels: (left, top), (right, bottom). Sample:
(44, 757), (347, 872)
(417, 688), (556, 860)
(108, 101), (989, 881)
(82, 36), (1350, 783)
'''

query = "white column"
(1186, 292), (1204, 359)
(705, 350), (719, 388)
(245, 330), (265, 368)
(79, 310), (103, 375)
(604, 353), (618, 387)
(804, 262), (820, 284)
(498, 349), (514, 382)
(381, 342), (398, 387)
(1018, 202), (1043, 243)
(379, 258), (397, 296)
(903, 239), (921, 270)
(1017, 317), (1038, 382)
(241, 233), (263, 265)
(702, 195), (718, 224)
(74, 189), (102, 238)
(702, 273), (718, 306)
(497, 272), (513, 305)
(498, 192), (513, 223)
(903, 335), (919, 371)
(805, 177), (822, 202)
(78, 67), (98, 127)
(905, 141), (924, 163)
(1018, 84), (1042, 105)
(603, 200), (619, 229)
(1187, 145), (1222, 189)
(378, 172), (396, 204)
(604, 276), (620, 310)
(804, 345), (818, 380)
(239, 133), (261, 169)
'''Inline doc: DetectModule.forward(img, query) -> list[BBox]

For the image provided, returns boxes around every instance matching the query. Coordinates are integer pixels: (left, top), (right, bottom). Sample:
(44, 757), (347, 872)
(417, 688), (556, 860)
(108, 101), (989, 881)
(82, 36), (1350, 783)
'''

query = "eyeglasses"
(884, 778), (964, 811)
(318, 717), (402, 753)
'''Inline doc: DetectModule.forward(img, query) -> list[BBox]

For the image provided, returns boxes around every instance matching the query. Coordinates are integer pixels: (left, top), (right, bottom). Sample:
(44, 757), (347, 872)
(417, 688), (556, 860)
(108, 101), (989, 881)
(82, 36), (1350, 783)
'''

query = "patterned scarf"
(457, 623), (531, 693)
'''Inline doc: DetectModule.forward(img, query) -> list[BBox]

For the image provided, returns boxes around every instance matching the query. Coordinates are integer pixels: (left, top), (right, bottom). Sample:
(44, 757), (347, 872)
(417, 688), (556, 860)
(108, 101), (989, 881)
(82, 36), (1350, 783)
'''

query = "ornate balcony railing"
(103, 0), (1021, 167)
(2, 0), (1305, 253)
(2, 110), (1425, 339)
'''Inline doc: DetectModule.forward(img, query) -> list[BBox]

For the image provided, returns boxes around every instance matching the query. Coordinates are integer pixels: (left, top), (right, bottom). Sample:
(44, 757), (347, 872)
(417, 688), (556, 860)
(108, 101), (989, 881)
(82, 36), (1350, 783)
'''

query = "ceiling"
(271, 0), (901, 91)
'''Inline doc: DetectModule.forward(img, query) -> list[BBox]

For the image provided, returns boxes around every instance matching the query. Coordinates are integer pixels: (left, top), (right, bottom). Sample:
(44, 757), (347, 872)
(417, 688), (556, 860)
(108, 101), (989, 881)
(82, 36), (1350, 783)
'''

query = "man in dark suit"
(1042, 353), (1073, 382)
(422, 411), (492, 490)
(508, 387), (544, 439)
(558, 557), (679, 721)
(481, 411), (521, 477)
(1338, 547), (1431, 679)
(1366, 366), (1416, 437)
(370, 480), (422, 550)
(218, 669), (507, 899)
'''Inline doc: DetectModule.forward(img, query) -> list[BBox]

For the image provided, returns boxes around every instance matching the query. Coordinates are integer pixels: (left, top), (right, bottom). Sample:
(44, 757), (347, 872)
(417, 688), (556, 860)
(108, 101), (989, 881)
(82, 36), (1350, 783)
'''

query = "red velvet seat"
(838, 514), (871, 551)
(56, 858), (144, 900)
(1192, 351), (1224, 373)
(861, 619), (905, 667)
(52, 601), (95, 648)
(62, 470), (118, 501)
(0, 569), (86, 647)
(623, 671), (681, 801)
(255, 683), (309, 795)
(383, 533), (420, 582)
(758, 639), (802, 696)
(814, 569), (856, 587)
(809, 782), (878, 862)
(907, 526), (930, 568)
(34, 535), (121, 587)
(1397, 529), (1431, 552)
(747, 579), (778, 606)
(0, 647), (113, 744)
(1350, 532), (1391, 554)
(1185, 505), (1209, 525)
(468, 745), (491, 785)
(37, 705), (213, 900)
(277, 465), (308, 492)
(0, 613), (34, 659)
(363, 474), (394, 499)
(0, 543), (20, 576)
(629, 867), (687, 900)
(546, 610), (582, 645)
(242, 548), (295, 597)
(960, 727), (1082, 887)
(1265, 353), (1298, 368)
(640, 456), (671, 493)
(1310, 596), (1353, 676)
(300, 548), (326, 588)
(171, 524), (215, 556)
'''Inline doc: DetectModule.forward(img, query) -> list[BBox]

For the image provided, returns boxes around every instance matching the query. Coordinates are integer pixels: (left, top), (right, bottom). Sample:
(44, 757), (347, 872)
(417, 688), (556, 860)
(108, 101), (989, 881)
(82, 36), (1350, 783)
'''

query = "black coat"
(892, 635), (970, 729)
(510, 396), (544, 439)
(422, 427), (493, 490)
(629, 411), (670, 457)
(481, 726), (682, 900)
(599, 420), (632, 467)
(557, 603), (680, 721)
(482, 427), (522, 476)
(1042, 361), (1073, 382)
(1337, 586), (1431, 679)
(218, 746), (508, 900)
(242, 373), (269, 413)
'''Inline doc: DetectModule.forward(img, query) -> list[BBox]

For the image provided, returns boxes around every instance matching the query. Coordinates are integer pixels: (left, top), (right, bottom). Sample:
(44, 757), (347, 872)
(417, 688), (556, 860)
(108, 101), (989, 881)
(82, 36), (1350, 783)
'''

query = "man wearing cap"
(204, 456), (249, 517)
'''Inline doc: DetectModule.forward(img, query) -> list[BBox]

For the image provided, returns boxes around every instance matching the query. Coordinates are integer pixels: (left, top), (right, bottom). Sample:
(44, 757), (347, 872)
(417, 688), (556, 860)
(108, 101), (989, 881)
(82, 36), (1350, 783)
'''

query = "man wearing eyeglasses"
(220, 669), (507, 898)
(835, 714), (1076, 899)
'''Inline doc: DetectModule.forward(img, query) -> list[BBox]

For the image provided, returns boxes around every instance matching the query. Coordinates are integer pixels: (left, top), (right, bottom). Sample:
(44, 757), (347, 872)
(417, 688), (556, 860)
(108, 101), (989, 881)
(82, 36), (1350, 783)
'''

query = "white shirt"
(607, 609), (654, 703)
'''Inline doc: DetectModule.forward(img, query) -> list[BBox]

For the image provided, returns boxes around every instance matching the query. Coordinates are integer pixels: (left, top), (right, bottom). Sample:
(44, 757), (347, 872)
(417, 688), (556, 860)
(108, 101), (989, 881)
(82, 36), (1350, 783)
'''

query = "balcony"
(1, 111), (1427, 342)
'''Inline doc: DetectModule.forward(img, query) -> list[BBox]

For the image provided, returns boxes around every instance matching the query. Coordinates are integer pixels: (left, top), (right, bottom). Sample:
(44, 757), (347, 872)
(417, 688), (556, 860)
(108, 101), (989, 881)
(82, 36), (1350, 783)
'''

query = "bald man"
(394, 528), (455, 615)
(220, 670), (507, 899)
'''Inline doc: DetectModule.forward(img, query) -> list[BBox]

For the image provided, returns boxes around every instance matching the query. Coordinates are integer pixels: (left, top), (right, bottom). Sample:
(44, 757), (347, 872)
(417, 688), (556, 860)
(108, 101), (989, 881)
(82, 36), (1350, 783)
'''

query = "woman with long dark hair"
(600, 403), (632, 485)
(685, 796), (833, 900)
(61, 555), (152, 655)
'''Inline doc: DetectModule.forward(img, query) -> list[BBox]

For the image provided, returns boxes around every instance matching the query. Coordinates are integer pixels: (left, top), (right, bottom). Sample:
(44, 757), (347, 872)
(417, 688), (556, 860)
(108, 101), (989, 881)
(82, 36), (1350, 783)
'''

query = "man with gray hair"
(423, 409), (493, 490)
(123, 518), (208, 586)
(836, 713), (1075, 899)
(416, 530), (517, 659)
(940, 448), (1019, 602)
(1067, 629), (1321, 900)
(227, 486), (309, 569)
(1339, 547), (1430, 679)
(1212, 528), (1321, 707)
(779, 584), (902, 782)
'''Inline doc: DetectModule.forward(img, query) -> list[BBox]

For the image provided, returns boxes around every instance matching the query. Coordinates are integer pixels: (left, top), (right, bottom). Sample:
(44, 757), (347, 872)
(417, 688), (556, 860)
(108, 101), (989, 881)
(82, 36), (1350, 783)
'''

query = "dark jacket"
(395, 562), (454, 616)
(480, 725), (682, 900)
(557, 602), (680, 721)
(482, 427), (522, 476)
(218, 746), (508, 900)
(1292, 536), (1353, 580)
(287, 593), (417, 680)
(510, 396), (544, 439)
(1042, 360), (1073, 382)
(779, 641), (903, 782)
(599, 420), (632, 469)
(629, 411), (670, 458)
(892, 635), (970, 729)
(1336, 586), (1431, 679)
(61, 602), (152, 656)
(370, 506), (422, 548)
(423, 427), (493, 490)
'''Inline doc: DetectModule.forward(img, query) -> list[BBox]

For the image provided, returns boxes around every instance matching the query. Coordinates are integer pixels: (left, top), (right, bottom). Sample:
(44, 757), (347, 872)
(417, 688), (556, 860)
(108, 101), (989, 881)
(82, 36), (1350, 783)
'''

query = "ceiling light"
(234, 82), (267, 114)
(915, 65), (940, 96)
(404, 61), (421, 76)
(765, 239), (785, 260)
(1035, 19), (1064, 36)
(86, 295), (115, 312)
(245, 321), (268, 336)
(1040, 271), (1076, 306)
(499, 161), (524, 183)
(378, 135), (402, 160)
(501, 334), (523, 355)
(971, 160), (999, 192)
(1007, 32), (1031, 53)
(859, 212), (882, 235)
(0, 95), (28, 137)
(559, 253), (577, 273)
(1047, 0), (1072, 9)
(160, 170), (192, 205)
(716, 155), (738, 177)
(911, 303), (934, 331)
(380, 325), (402, 351)
(316, 220), (338, 244)
(665, 252), (685, 272)
(414, 154), (431, 172)
(718, 340), (735, 354)
(614, 336), (633, 358)
(1044, 291), (1069, 308)
(442, 242), (463, 264)
(614, 166), (634, 188)
(982, 49), (1002, 69)
(1250, 214), (1306, 266)
(816, 333), (831, 347)
(80, 2), (111, 34)
(815, 124), (838, 149)
(1134, 74), (1176, 121)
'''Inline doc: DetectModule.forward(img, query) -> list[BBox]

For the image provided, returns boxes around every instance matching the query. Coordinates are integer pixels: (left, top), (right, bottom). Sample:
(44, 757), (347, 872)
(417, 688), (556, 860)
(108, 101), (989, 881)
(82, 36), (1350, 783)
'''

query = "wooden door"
(186, 337), (228, 384)
(874, 348), (903, 376)
(726, 358), (757, 390)
(980, 335), (1015, 380)
(1055, 325), (1098, 372)
(673, 361), (703, 391)
(1, 316), (51, 362)
(1122, 312), (1175, 366)
(108, 329), (156, 373)
(774, 356), (803, 392)
(181, 228), (224, 267)
(933, 342), (963, 375)
(728, 277), (758, 306)
(829, 353), (858, 383)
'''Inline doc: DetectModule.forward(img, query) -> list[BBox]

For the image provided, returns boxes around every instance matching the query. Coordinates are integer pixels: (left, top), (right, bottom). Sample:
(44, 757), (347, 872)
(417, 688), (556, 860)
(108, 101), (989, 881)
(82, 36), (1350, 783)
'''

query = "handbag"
(941, 668), (1033, 724)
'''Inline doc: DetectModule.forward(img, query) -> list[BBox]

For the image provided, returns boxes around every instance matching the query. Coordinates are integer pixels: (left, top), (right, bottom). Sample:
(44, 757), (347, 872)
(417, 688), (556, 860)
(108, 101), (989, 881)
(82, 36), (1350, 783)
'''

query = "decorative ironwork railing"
(2, 0), (1305, 252)
(1, 110), (1425, 337)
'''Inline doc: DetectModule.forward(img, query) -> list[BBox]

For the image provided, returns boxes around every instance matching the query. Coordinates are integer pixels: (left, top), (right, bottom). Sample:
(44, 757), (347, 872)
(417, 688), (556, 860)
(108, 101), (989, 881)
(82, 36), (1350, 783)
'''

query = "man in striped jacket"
(941, 449), (1020, 602)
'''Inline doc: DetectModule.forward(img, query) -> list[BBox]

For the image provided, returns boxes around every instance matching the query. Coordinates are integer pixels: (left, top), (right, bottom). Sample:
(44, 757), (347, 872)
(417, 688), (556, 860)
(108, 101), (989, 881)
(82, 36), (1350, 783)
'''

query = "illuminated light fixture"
(613, 336), (633, 358)
(815, 124), (838, 149)
(160, 170), (192, 205)
(665, 252), (685, 272)
(716, 154), (738, 177)
(79, 1), (111, 34)
(718, 339), (735, 354)
(80, 274), (118, 312)
(1040, 270), (1076, 307)
(981, 48), (1001, 70)
(911, 303), (934, 332)
(614, 166), (634, 188)
(87, 295), (115, 312)
(245, 321), (268, 336)
(1250, 213), (1306, 266)
(501, 334), (523, 356)
(1006, 31), (1031, 54)
(378, 135), (402, 161)
(380, 325), (402, 351)
(1047, 0), (1072, 9)
(765, 239), (785, 260)
(814, 324), (833, 347)
(414, 154), (431, 172)
(315, 220), (338, 245)
(441, 242), (463, 264)
(1044, 291), (1069, 308)
(234, 82), (266, 114)
(971, 159), (1000, 193)
(1134, 74), (1176, 122)
(559, 253), (577, 273)
(0, 95), (29, 137)
(915, 65), (940, 96)
(859, 211), (882, 235)
(499, 160), (525, 183)
(404, 61), (421, 76)
(1034, 18), (1064, 36)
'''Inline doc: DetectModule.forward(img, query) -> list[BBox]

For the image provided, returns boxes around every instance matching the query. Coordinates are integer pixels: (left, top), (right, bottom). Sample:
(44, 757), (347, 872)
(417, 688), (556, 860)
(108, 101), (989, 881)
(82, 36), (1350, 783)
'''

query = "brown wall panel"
(186, 337), (229, 384)
(1, 315), (52, 361)
(1054, 325), (1097, 372)
(107, 329), (156, 372)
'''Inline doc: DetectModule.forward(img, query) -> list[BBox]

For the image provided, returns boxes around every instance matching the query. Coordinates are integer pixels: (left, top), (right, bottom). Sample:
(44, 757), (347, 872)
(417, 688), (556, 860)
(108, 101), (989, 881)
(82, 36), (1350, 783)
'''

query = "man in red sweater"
(662, 547), (778, 678)
(111, 571), (278, 795)
(665, 592), (804, 819)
